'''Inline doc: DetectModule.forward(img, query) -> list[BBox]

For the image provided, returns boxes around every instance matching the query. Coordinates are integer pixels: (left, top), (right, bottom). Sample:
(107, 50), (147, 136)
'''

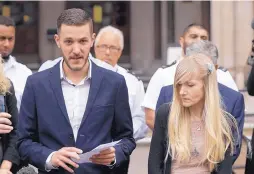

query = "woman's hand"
(0, 160), (12, 171)
(0, 113), (13, 134)
(0, 169), (12, 174)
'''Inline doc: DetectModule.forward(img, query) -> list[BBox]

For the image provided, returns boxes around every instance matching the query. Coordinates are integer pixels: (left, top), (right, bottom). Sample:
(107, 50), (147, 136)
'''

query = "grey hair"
(185, 40), (219, 65)
(94, 25), (124, 50)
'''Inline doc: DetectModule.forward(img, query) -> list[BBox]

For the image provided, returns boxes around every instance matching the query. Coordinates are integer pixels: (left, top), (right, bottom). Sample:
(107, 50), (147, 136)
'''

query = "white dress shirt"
(60, 59), (91, 141)
(142, 60), (239, 111)
(3, 55), (32, 110)
(45, 59), (92, 170)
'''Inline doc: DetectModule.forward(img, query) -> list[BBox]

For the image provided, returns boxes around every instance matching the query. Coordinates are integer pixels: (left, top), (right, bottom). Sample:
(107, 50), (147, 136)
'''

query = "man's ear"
(179, 37), (184, 48)
(54, 34), (60, 48)
(91, 33), (96, 48)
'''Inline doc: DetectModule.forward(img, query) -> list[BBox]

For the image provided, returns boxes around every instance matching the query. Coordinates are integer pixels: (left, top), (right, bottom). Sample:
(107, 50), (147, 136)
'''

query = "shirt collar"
(113, 64), (119, 72)
(59, 57), (92, 83)
(4, 55), (16, 71)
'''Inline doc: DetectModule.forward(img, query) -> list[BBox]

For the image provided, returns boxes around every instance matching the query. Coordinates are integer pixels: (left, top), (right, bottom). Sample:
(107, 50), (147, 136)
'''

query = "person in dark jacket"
(0, 56), (19, 174)
(148, 54), (238, 174)
(245, 65), (254, 173)
(247, 64), (254, 96)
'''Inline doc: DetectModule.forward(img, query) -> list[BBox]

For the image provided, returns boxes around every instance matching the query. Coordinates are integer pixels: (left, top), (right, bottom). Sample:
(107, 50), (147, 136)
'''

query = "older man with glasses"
(94, 25), (147, 174)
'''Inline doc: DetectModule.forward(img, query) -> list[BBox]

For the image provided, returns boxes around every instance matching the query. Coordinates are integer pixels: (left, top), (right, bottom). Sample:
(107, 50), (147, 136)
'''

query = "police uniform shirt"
(142, 61), (239, 111)
(4, 55), (33, 110)
(116, 65), (148, 140)
(38, 57), (62, 72)
(141, 60), (178, 111)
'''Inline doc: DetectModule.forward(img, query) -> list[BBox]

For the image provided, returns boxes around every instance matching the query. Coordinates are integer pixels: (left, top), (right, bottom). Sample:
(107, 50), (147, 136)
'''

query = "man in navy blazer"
(17, 9), (135, 174)
(156, 83), (245, 162)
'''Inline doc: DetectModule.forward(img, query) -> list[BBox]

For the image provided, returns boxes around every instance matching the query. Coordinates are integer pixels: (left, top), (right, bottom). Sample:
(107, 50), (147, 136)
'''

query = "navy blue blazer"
(156, 83), (245, 162)
(17, 61), (136, 174)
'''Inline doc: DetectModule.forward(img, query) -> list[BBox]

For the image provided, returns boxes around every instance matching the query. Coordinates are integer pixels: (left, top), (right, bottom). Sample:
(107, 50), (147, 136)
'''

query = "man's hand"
(145, 108), (155, 130)
(51, 147), (82, 173)
(0, 113), (13, 134)
(90, 147), (116, 165)
(0, 169), (12, 174)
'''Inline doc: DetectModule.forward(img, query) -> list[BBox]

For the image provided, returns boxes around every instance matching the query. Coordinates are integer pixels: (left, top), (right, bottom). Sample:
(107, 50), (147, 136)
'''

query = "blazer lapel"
(48, 62), (70, 125)
(81, 62), (104, 125)
(218, 83), (228, 101)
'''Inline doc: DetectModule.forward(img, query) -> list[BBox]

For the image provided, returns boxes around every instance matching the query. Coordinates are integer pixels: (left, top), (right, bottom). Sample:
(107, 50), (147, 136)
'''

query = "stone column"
(39, 1), (65, 62)
(210, 1), (253, 89)
(234, 1), (253, 89)
(211, 1), (235, 69)
(130, 1), (155, 73)
(161, 1), (168, 64)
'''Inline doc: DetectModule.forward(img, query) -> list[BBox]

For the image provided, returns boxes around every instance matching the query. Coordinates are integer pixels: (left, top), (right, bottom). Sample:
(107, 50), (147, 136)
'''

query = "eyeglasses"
(97, 44), (121, 53)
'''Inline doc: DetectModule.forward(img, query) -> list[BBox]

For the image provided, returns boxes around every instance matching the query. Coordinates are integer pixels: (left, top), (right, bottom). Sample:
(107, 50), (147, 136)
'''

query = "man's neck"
(63, 61), (90, 85)
(2, 55), (10, 62)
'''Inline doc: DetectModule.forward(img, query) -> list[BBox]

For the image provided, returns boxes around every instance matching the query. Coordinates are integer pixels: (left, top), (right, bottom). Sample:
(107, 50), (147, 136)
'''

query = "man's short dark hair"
(182, 23), (208, 36)
(57, 8), (93, 34)
(0, 16), (15, 27)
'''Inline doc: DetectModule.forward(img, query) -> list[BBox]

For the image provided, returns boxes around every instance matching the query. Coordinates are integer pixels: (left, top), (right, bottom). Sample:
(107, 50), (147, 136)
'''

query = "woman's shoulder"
(155, 103), (171, 127)
(5, 79), (15, 97)
(8, 79), (14, 92)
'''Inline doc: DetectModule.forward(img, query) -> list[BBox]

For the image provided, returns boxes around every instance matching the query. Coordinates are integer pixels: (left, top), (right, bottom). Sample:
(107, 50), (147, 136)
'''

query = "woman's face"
(177, 73), (205, 108)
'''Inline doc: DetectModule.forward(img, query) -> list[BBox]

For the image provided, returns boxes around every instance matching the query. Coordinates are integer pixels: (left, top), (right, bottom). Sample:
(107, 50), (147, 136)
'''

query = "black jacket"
(2, 82), (20, 171)
(247, 64), (254, 96)
(148, 103), (233, 174)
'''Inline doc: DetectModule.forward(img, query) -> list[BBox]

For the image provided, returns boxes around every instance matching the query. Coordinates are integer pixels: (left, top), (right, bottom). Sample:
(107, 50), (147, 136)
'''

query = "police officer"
(0, 16), (32, 110)
(94, 25), (148, 174)
(94, 26), (147, 141)
(142, 23), (238, 130)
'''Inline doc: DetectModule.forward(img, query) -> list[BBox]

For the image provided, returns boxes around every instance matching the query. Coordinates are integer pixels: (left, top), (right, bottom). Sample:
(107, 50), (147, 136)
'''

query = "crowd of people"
(0, 7), (250, 174)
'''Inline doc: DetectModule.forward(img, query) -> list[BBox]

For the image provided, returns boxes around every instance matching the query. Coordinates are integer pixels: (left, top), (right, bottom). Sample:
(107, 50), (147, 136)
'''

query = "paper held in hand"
(72, 140), (121, 164)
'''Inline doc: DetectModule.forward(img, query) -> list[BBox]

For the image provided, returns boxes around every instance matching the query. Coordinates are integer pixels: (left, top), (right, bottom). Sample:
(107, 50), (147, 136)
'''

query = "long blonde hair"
(168, 54), (237, 171)
(0, 57), (10, 94)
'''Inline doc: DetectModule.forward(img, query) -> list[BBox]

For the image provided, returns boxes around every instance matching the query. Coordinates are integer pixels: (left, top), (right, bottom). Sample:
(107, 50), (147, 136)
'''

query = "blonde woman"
(0, 56), (19, 174)
(148, 54), (238, 174)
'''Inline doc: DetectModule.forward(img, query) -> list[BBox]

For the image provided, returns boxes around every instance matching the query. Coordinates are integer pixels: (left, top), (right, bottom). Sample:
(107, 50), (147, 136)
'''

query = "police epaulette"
(161, 60), (177, 69)
(127, 69), (141, 81)
(218, 66), (228, 72)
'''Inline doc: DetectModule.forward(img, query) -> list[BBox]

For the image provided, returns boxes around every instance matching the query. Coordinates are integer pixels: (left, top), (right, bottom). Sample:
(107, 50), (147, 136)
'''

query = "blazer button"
(69, 134), (74, 139)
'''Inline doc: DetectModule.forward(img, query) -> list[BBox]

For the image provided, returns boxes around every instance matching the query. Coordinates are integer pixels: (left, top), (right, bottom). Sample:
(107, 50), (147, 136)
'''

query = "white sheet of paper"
(73, 140), (121, 164)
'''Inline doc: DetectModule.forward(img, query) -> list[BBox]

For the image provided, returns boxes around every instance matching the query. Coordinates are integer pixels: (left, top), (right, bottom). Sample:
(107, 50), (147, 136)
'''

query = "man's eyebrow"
(64, 37), (89, 40)
(79, 37), (89, 39)
(64, 37), (73, 40)
(0, 36), (13, 38)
